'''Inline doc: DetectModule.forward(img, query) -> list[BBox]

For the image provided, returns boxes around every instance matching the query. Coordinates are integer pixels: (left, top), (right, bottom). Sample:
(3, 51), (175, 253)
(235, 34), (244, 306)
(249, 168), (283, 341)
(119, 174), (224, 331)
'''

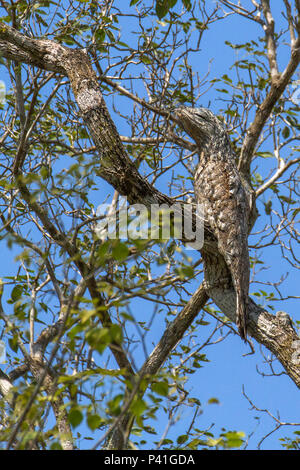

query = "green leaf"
(80, 308), (97, 323)
(187, 438), (205, 449)
(258, 77), (268, 90)
(87, 413), (102, 431)
(50, 442), (63, 450)
(130, 397), (147, 417)
(223, 431), (245, 448)
(155, 0), (177, 19)
(175, 265), (194, 279)
(110, 324), (123, 345)
(222, 74), (232, 83)
(282, 126), (290, 139)
(40, 165), (49, 180)
(182, 0), (192, 10)
(39, 302), (48, 313)
(112, 242), (129, 261)
(121, 312), (135, 321)
(68, 407), (83, 428)
(256, 151), (274, 158)
(97, 241), (110, 261)
(11, 285), (23, 302)
(95, 28), (105, 44)
(107, 394), (123, 415)
(9, 335), (19, 353)
(151, 381), (169, 397)
(177, 434), (188, 444)
(206, 437), (223, 447)
(86, 327), (110, 353)
(141, 55), (152, 65)
(187, 397), (201, 406)
(208, 397), (220, 404)
(264, 200), (272, 215)
(279, 195), (296, 204)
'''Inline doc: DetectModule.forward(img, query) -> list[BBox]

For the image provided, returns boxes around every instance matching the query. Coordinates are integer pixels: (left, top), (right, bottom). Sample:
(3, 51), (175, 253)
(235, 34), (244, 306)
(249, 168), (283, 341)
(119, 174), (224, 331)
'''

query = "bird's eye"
(195, 112), (208, 121)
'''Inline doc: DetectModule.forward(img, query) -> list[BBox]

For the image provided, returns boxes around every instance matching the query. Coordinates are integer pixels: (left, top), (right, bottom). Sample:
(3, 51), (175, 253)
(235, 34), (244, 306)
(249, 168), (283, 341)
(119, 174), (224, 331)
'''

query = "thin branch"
(238, 36), (300, 175)
(256, 157), (300, 197)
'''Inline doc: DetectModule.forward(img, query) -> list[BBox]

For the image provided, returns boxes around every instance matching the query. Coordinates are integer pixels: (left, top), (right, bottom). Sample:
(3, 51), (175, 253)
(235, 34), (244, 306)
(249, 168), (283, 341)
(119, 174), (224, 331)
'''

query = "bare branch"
(256, 157), (300, 197)
(261, 0), (279, 81)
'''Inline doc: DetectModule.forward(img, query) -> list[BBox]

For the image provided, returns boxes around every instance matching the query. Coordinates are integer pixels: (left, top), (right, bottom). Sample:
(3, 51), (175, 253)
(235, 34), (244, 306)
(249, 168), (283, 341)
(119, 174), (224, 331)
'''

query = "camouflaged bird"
(176, 106), (250, 340)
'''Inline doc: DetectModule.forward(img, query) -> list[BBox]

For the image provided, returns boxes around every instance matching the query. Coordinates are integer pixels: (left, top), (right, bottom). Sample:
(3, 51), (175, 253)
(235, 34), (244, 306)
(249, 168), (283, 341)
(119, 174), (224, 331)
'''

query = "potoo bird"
(175, 107), (250, 340)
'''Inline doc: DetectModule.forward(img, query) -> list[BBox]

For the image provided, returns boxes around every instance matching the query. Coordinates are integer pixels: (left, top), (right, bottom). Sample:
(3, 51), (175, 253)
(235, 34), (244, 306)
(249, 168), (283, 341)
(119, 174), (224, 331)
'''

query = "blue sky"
(0, 0), (299, 450)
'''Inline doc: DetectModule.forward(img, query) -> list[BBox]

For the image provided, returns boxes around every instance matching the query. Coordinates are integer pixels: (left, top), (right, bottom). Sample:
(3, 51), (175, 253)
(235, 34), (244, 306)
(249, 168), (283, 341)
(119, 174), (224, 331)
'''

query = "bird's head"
(175, 106), (229, 150)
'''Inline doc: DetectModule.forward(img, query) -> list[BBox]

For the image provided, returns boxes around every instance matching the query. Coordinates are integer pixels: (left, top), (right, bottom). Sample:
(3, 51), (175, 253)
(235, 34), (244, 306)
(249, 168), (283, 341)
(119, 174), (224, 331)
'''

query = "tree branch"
(261, 0), (279, 81)
(255, 157), (300, 197)
(238, 36), (300, 176)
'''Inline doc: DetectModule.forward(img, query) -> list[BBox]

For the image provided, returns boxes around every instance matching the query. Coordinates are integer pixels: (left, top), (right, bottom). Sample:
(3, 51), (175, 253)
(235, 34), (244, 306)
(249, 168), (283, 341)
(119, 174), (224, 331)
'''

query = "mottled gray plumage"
(176, 106), (250, 340)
